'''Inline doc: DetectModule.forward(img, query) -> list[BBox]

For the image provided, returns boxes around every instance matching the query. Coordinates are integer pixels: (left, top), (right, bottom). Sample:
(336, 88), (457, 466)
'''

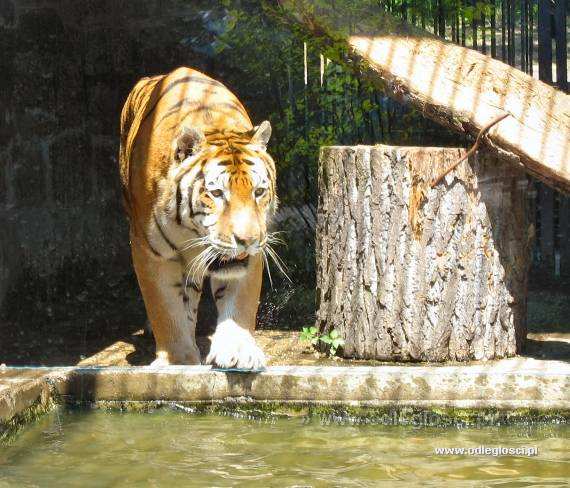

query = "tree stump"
(316, 145), (532, 362)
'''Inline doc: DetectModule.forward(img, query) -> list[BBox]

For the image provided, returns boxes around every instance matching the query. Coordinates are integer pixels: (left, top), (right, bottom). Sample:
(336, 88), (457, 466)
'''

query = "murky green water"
(1, 409), (568, 487)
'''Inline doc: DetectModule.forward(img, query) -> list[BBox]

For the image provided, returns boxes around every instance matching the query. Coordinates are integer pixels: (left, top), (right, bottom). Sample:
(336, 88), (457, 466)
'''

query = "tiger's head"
(171, 121), (279, 280)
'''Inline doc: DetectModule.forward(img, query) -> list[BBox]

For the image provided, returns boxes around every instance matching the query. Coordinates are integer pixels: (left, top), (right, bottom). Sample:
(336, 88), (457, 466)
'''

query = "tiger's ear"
(172, 126), (205, 163)
(250, 120), (272, 148)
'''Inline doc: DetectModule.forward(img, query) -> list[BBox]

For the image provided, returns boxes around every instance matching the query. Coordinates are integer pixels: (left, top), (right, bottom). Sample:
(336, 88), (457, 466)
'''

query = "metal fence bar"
(538, 0), (553, 83)
(538, 185), (555, 269)
(554, 0), (568, 91)
(560, 196), (570, 277)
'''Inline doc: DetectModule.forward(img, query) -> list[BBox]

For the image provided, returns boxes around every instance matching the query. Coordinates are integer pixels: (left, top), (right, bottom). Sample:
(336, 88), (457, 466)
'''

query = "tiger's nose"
(233, 233), (258, 248)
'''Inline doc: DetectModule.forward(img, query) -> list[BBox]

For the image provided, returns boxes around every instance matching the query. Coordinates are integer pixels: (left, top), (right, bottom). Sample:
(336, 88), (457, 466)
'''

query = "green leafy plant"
(319, 329), (345, 356)
(300, 326), (320, 345)
(300, 327), (345, 356)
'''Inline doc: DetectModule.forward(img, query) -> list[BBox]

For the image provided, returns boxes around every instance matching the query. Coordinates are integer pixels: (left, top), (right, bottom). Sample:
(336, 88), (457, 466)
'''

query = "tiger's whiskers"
(262, 240), (291, 284)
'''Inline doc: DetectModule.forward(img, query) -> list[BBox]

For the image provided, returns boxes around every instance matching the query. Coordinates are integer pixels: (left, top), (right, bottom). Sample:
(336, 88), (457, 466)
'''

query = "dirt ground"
(75, 329), (570, 367)
(1, 321), (568, 369)
(1, 284), (569, 367)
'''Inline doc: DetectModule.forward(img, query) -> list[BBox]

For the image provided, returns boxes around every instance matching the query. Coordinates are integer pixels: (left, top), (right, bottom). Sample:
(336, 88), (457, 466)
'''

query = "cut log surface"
(316, 145), (532, 361)
(279, 1), (570, 193)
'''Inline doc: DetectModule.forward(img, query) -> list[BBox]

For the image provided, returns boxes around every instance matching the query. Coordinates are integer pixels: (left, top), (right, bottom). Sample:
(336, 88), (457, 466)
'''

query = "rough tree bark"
(316, 145), (532, 361)
(278, 0), (570, 193)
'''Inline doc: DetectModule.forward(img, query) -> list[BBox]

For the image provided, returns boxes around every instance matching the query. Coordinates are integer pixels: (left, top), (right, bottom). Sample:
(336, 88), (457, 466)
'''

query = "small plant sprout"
(300, 326), (320, 345)
(300, 327), (345, 356)
(319, 329), (345, 356)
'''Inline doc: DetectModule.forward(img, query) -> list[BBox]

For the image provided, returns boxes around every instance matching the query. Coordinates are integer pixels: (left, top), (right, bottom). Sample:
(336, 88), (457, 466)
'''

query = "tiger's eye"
(210, 189), (224, 198)
(254, 187), (266, 198)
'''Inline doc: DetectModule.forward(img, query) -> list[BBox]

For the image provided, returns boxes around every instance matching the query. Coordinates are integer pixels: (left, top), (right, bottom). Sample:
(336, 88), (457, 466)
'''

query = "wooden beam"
(277, 0), (570, 193)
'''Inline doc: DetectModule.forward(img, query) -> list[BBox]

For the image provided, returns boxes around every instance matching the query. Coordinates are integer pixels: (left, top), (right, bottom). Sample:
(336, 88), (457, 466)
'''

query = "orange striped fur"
(119, 67), (277, 368)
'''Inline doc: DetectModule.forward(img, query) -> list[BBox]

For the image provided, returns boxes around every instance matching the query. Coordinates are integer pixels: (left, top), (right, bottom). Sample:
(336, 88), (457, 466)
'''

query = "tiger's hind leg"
(131, 234), (202, 365)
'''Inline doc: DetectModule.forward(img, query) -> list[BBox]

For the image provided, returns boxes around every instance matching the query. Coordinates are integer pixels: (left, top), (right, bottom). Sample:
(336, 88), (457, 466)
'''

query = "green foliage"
(300, 327), (345, 356)
(190, 0), (461, 286)
(300, 326), (320, 345)
(319, 329), (345, 356)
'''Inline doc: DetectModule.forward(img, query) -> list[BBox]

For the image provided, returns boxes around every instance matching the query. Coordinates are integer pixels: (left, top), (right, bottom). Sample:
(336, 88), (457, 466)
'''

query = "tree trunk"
(277, 0), (570, 194)
(316, 145), (532, 361)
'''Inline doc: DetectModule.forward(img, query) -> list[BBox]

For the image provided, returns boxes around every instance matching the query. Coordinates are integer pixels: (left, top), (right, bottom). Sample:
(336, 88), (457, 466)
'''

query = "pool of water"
(1, 409), (568, 487)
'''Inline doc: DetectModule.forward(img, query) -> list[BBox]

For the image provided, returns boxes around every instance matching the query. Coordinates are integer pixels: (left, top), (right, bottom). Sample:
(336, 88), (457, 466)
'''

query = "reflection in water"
(0, 409), (568, 487)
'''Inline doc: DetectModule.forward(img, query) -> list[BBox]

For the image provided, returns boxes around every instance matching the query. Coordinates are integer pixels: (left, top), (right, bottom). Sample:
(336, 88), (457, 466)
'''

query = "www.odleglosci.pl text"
(434, 446), (538, 456)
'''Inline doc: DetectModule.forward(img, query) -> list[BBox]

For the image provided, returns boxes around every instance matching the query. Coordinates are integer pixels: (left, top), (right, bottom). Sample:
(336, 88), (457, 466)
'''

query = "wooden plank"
(554, 0), (567, 91)
(278, 0), (570, 193)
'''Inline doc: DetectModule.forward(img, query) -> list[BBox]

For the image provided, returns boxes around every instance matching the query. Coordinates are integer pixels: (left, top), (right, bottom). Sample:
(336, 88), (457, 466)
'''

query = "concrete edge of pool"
(2, 361), (570, 438)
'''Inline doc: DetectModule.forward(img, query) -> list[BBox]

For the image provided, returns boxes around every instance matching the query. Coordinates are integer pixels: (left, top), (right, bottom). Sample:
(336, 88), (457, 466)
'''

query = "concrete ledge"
(1, 358), (569, 431)
(0, 368), (61, 440)
(52, 361), (570, 410)
(0, 369), (54, 422)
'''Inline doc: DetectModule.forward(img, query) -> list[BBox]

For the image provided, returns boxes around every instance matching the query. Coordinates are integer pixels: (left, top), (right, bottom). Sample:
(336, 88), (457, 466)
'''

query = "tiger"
(119, 67), (278, 369)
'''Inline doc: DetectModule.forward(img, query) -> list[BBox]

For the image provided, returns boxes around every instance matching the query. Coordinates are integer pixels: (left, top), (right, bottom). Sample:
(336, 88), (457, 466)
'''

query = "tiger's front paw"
(151, 343), (201, 366)
(206, 320), (266, 370)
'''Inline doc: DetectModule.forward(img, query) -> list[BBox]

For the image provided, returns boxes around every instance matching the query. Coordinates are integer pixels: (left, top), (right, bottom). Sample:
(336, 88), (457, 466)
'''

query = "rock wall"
(0, 0), (230, 326)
